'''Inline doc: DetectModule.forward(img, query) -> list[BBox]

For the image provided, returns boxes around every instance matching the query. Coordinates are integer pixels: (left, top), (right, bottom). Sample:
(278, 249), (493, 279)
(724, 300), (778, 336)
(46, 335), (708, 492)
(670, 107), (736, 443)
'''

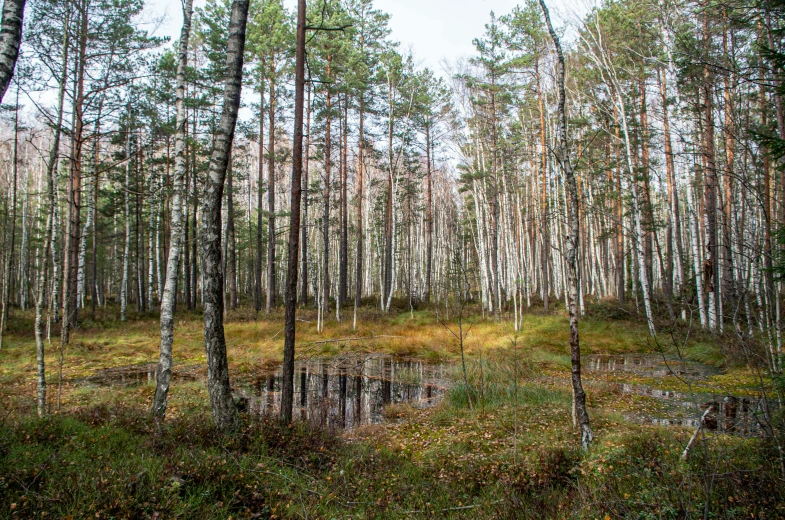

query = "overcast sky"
(141, 0), (588, 77)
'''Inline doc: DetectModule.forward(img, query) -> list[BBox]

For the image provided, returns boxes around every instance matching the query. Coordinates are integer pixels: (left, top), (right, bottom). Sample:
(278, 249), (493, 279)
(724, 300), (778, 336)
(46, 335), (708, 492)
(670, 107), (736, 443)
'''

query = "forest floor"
(0, 301), (783, 518)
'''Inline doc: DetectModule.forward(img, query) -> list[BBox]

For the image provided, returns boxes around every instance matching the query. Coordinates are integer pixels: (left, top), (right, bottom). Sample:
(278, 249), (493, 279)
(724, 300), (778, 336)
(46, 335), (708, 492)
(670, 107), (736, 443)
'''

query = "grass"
(0, 304), (664, 416)
(0, 302), (783, 518)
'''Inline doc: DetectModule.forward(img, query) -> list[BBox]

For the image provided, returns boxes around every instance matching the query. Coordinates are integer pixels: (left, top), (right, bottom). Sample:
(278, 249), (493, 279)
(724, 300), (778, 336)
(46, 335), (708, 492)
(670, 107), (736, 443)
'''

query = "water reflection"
(81, 363), (201, 387)
(236, 354), (449, 430)
(586, 354), (771, 435)
(624, 394), (770, 435)
(586, 354), (719, 378)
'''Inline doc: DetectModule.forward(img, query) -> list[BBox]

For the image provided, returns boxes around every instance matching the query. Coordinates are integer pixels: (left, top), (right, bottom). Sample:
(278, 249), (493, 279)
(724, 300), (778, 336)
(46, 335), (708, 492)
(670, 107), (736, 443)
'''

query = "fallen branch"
(681, 407), (712, 460)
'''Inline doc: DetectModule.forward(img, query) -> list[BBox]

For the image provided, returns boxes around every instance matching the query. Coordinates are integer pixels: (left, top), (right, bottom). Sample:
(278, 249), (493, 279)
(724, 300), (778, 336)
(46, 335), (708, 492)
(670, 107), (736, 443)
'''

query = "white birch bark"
(0, 0), (25, 102)
(19, 176), (27, 310)
(151, 0), (193, 420)
(121, 127), (132, 321)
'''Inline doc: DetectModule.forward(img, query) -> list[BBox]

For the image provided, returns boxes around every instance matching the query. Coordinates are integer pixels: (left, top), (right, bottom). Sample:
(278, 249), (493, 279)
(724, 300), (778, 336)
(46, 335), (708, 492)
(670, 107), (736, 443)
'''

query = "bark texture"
(0, 0), (24, 102)
(152, 0), (193, 421)
(538, 0), (593, 449)
(280, 0), (305, 424)
(201, 0), (248, 430)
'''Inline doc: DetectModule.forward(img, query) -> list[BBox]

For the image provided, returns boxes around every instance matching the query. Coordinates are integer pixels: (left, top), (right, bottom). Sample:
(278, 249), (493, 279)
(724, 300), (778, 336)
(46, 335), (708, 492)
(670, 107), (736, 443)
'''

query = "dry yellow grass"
(0, 304), (663, 416)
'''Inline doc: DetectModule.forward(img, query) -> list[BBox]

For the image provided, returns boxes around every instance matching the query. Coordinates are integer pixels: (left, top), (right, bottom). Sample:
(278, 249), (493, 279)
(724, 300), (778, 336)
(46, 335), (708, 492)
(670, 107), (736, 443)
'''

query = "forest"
(0, 0), (784, 517)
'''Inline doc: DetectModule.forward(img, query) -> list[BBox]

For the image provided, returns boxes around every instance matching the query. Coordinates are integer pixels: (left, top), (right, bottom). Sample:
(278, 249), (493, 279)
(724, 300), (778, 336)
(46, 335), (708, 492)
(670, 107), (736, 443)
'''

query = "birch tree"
(151, 0), (194, 422)
(200, 0), (249, 430)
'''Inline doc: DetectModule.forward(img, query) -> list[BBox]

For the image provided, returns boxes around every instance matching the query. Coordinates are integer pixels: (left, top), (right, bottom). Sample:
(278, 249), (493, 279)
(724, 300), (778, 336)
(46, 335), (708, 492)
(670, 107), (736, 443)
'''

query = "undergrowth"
(1, 306), (783, 518)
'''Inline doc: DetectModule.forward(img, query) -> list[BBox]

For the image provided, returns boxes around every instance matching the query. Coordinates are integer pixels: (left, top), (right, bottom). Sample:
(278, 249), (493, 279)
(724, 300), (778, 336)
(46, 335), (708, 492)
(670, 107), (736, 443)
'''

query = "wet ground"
(77, 352), (775, 435)
(585, 353), (775, 435)
(81, 363), (203, 387)
(78, 354), (450, 430)
(235, 354), (450, 429)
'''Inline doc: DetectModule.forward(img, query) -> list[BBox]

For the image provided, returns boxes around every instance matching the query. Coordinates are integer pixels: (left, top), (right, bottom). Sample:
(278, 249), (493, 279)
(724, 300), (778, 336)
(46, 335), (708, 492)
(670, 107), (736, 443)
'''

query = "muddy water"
(79, 354), (450, 430)
(586, 354), (773, 435)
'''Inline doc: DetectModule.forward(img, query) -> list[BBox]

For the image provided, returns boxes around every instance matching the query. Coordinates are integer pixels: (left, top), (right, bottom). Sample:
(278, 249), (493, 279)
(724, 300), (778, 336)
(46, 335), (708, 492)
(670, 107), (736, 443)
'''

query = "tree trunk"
(78, 115), (100, 310)
(191, 117), (198, 309)
(0, 87), (18, 349)
(280, 0), (305, 424)
(425, 123), (433, 305)
(151, 0), (193, 421)
(722, 25), (736, 328)
(19, 181), (27, 311)
(121, 127), (131, 321)
(539, 0), (593, 449)
(639, 81), (654, 291)
(354, 94), (364, 323)
(184, 149), (191, 309)
(384, 77), (394, 310)
(200, 0), (248, 431)
(227, 158), (237, 310)
(537, 63), (550, 311)
(62, 0), (88, 343)
(34, 5), (69, 412)
(301, 83), (311, 306)
(0, 0), (25, 103)
(255, 80), (264, 312)
(322, 55), (332, 323)
(91, 142), (99, 317)
(659, 68), (683, 307)
(339, 94), (348, 312)
(266, 56), (276, 313)
(702, 14), (719, 331)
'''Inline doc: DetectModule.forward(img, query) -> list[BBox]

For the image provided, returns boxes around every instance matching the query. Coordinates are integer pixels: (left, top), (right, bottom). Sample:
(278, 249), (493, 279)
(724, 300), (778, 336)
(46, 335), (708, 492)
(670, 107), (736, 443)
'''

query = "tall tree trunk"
(339, 94), (348, 312)
(280, 0), (305, 424)
(91, 144), (99, 318)
(353, 93), (363, 326)
(191, 118), (198, 309)
(34, 5), (69, 412)
(78, 114), (100, 310)
(702, 13), (719, 331)
(50, 3), (69, 324)
(760, 70), (775, 360)
(322, 55), (332, 322)
(0, 0), (25, 103)
(659, 68), (683, 308)
(301, 83), (311, 306)
(255, 79), (264, 312)
(539, 0), (592, 449)
(384, 75), (393, 310)
(612, 103), (624, 305)
(62, 0), (88, 343)
(152, 0), (193, 420)
(184, 149), (191, 309)
(0, 86), (18, 349)
(227, 159), (237, 310)
(200, 0), (248, 430)
(121, 124), (132, 321)
(425, 123), (433, 304)
(19, 180), (27, 311)
(266, 56), (276, 313)
(722, 41), (737, 330)
(490, 82), (501, 318)
(639, 81), (654, 290)
(35, 171), (54, 417)
(135, 146), (144, 313)
(537, 62), (550, 311)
